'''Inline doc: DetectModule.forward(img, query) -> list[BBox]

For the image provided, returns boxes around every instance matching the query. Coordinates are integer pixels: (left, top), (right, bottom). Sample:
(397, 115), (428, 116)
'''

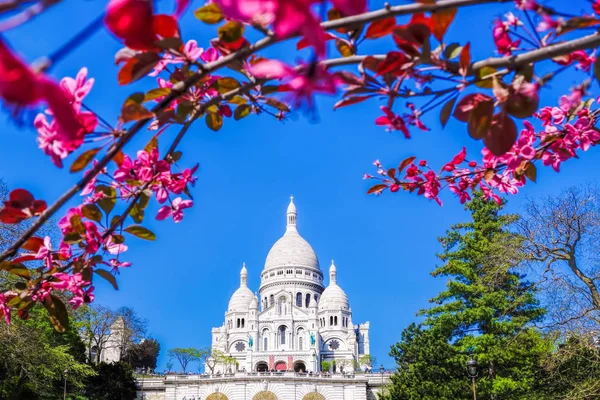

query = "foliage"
(125, 338), (160, 372)
(168, 347), (203, 373)
(1, 0), (600, 331)
(84, 361), (137, 400)
(388, 194), (550, 400)
(0, 305), (95, 399)
(321, 361), (331, 372)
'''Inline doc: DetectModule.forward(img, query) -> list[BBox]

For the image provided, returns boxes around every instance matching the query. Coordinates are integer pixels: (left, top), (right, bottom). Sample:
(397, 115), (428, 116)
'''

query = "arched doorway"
(302, 393), (325, 400)
(274, 361), (287, 371)
(293, 361), (307, 372)
(255, 361), (269, 372)
(207, 393), (229, 400)
(253, 391), (278, 400)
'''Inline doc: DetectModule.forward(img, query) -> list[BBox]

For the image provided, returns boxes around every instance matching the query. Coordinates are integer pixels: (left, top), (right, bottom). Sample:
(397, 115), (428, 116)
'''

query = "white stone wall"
(137, 373), (392, 400)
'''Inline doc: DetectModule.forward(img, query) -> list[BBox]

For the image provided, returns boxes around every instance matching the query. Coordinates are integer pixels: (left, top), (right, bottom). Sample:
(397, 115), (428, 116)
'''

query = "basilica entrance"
(293, 361), (307, 372)
(274, 361), (287, 371)
(255, 362), (269, 372)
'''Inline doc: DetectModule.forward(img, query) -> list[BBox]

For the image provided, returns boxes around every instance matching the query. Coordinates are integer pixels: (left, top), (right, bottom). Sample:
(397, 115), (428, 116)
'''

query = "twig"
(0, 0), (60, 32)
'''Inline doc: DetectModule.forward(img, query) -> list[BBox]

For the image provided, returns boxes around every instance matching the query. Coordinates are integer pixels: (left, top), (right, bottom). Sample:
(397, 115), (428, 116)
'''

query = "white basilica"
(209, 198), (370, 374)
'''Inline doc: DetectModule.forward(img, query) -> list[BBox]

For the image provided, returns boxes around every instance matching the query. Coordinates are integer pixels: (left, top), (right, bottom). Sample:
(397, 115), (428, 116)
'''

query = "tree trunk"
(567, 257), (600, 310)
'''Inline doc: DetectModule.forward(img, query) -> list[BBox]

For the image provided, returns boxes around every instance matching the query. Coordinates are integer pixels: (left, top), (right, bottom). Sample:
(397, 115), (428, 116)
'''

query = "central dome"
(263, 197), (321, 273)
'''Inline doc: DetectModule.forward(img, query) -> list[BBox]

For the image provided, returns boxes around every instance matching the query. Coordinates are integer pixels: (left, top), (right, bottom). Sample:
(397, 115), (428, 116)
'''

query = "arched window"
(305, 293), (311, 308)
(297, 328), (304, 350)
(279, 326), (286, 345)
(241, 318), (245, 328)
(237, 318), (240, 328)
(263, 337), (268, 351)
(334, 316), (338, 326)
(314, 295), (318, 302)
(299, 336), (304, 350)
(264, 297), (268, 309)
(330, 316), (333, 326)
(269, 294), (274, 307)
(296, 292), (302, 307)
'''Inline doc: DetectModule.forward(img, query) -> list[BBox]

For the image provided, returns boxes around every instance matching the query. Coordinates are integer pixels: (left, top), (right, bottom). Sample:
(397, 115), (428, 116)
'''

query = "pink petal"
(156, 206), (172, 220)
(248, 60), (293, 79)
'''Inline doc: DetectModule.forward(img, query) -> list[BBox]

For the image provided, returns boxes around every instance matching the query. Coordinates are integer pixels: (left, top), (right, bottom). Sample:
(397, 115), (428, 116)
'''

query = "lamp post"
(466, 353), (478, 400)
(63, 369), (68, 400)
(379, 364), (385, 399)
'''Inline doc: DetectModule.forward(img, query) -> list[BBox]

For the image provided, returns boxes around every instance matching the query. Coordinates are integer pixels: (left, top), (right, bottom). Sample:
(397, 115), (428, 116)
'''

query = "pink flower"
(0, 39), (82, 143)
(35, 236), (54, 270)
(0, 293), (11, 324)
(60, 67), (94, 107)
(156, 197), (193, 223)
(108, 259), (132, 274)
(514, 0), (539, 11)
(50, 272), (92, 309)
(105, 236), (128, 255)
(249, 60), (338, 108)
(375, 106), (410, 138)
(404, 103), (429, 132)
(493, 19), (520, 56)
(114, 154), (136, 182)
(58, 207), (83, 234)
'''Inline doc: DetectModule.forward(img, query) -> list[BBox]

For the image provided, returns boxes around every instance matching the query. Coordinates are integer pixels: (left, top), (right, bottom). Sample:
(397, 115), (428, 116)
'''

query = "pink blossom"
(105, 236), (128, 255)
(0, 293), (11, 324)
(35, 236), (54, 270)
(514, 0), (539, 10)
(537, 15), (561, 32)
(493, 19), (520, 55)
(156, 197), (193, 223)
(108, 259), (132, 274)
(114, 154), (136, 182)
(50, 272), (92, 309)
(375, 106), (410, 138)
(60, 67), (94, 107)
(249, 60), (338, 108)
(58, 207), (83, 234)
(404, 103), (429, 132)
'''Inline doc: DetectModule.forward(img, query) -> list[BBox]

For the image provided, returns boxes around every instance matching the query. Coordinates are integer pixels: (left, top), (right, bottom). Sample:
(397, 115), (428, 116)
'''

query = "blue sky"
(1, 0), (599, 370)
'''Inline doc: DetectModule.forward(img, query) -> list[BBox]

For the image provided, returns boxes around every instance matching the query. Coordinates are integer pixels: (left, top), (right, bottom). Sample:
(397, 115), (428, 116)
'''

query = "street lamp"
(63, 369), (68, 400)
(379, 365), (385, 398)
(466, 353), (478, 400)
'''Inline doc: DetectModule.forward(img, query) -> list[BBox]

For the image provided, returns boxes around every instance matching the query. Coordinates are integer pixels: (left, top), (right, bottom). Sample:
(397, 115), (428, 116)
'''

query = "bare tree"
(519, 185), (600, 333)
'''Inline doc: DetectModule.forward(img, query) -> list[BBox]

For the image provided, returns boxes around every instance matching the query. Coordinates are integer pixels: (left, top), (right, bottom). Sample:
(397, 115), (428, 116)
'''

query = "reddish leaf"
(327, 8), (351, 33)
(398, 156), (416, 174)
(70, 147), (101, 173)
(483, 113), (517, 156)
(297, 32), (336, 50)
(22, 237), (44, 253)
(440, 96), (457, 128)
(365, 17), (396, 39)
(0, 207), (28, 224)
(335, 71), (364, 86)
(95, 269), (119, 290)
(218, 21), (244, 43)
(459, 43), (471, 77)
(43, 295), (69, 333)
(377, 52), (408, 76)
(453, 93), (493, 123)
(336, 39), (355, 57)
(9, 189), (34, 207)
(118, 53), (162, 86)
(367, 184), (387, 194)
(431, 8), (457, 41)
(467, 99), (494, 140)
(333, 96), (372, 109)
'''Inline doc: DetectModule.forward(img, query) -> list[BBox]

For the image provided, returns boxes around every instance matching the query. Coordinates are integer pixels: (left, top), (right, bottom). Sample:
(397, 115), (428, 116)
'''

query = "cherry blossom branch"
(0, 0), (60, 32)
(1, 0), (597, 261)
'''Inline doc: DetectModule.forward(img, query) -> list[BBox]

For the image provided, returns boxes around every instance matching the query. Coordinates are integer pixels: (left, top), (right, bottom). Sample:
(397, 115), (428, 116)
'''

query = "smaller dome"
(287, 196), (297, 214)
(250, 295), (258, 309)
(318, 260), (349, 311)
(228, 263), (254, 311)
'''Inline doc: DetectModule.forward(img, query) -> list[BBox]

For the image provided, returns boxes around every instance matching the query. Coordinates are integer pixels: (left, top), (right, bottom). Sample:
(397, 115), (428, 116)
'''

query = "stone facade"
(137, 372), (391, 400)
(210, 198), (370, 375)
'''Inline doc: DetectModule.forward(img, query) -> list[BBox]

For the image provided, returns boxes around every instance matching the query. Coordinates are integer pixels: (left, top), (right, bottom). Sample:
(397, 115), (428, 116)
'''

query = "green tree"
(388, 194), (549, 400)
(85, 361), (137, 400)
(168, 347), (202, 373)
(321, 361), (331, 372)
(0, 306), (94, 399)
(126, 338), (160, 372)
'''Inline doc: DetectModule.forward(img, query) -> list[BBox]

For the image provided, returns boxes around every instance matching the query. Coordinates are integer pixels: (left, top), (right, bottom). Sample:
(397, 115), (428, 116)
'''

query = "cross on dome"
(286, 195), (297, 231)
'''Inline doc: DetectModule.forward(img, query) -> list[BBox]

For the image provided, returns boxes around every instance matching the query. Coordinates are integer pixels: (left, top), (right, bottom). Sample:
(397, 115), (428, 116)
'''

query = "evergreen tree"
(388, 195), (549, 400)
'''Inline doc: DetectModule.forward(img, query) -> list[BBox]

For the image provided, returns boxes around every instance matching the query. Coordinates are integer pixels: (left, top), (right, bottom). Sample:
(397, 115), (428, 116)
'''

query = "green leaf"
(43, 295), (69, 333)
(144, 136), (158, 153)
(444, 43), (463, 60)
(440, 96), (457, 128)
(228, 96), (248, 105)
(265, 98), (290, 112)
(63, 232), (82, 244)
(213, 77), (241, 94)
(129, 203), (144, 224)
(145, 88), (171, 101)
(234, 104), (252, 120)
(124, 225), (156, 241)
(206, 112), (223, 131)
(70, 148), (101, 173)
(194, 3), (224, 24)
(95, 185), (117, 215)
(0, 261), (30, 279)
(95, 269), (119, 291)
(81, 204), (103, 223)
(475, 66), (498, 89)
(218, 21), (244, 43)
